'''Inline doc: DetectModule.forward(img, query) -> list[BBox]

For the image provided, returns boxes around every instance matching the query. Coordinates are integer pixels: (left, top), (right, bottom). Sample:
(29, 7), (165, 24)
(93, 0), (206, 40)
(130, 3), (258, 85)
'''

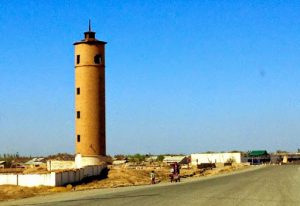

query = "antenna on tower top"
(89, 19), (91, 32)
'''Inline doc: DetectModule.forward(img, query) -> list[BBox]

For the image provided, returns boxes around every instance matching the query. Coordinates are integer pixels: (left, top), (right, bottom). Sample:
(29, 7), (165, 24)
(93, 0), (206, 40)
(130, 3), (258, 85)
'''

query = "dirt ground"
(0, 164), (248, 201)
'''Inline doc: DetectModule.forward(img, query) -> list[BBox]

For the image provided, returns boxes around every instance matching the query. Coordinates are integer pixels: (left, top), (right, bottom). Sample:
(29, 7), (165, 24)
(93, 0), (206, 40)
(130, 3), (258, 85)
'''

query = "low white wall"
(47, 160), (75, 171)
(84, 166), (94, 177)
(0, 174), (18, 185)
(18, 173), (56, 187)
(61, 171), (70, 185)
(0, 165), (106, 187)
(191, 153), (242, 165)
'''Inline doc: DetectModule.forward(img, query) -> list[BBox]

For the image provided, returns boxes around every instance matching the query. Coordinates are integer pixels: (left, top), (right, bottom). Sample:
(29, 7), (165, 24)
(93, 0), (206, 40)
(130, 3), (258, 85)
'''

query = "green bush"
(157, 155), (165, 162)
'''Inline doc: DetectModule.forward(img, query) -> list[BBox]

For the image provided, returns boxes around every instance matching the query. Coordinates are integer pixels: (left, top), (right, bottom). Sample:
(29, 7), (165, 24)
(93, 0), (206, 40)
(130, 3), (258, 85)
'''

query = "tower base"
(75, 154), (104, 168)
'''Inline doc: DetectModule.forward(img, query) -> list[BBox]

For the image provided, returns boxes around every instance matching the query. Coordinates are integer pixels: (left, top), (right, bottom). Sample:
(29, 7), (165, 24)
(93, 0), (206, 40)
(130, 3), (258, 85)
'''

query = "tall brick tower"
(74, 21), (106, 167)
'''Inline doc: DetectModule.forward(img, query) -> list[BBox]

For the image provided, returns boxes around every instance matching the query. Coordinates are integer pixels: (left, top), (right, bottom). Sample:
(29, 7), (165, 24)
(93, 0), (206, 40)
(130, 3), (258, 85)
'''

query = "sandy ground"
(0, 185), (70, 201)
(0, 164), (248, 201)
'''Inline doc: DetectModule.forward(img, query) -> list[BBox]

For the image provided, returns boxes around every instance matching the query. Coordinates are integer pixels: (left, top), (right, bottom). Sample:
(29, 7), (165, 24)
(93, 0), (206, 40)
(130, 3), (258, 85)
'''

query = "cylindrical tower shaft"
(74, 27), (107, 157)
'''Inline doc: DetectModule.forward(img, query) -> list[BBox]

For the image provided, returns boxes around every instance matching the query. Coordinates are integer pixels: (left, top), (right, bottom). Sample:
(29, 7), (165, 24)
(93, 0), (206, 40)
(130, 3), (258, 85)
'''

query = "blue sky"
(0, 1), (299, 155)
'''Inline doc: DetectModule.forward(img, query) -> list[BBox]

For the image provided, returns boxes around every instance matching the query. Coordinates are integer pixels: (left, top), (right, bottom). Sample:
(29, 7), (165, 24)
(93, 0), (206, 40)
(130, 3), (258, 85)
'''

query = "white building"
(25, 158), (46, 168)
(0, 161), (5, 169)
(191, 152), (242, 165)
(163, 156), (188, 165)
(112, 160), (127, 165)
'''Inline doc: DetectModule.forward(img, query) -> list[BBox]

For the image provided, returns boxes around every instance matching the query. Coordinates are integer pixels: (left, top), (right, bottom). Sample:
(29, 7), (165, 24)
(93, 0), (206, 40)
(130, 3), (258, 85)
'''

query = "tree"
(128, 154), (146, 163)
(114, 154), (126, 160)
(157, 155), (165, 162)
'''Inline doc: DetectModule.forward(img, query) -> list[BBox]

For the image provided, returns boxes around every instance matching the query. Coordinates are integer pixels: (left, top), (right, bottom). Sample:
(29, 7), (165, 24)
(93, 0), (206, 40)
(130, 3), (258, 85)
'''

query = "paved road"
(1, 165), (300, 206)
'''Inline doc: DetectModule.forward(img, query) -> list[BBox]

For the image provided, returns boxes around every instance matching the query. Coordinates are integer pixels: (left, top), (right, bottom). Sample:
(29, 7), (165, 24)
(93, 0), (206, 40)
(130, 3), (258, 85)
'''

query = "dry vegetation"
(75, 167), (171, 190)
(0, 164), (248, 201)
(0, 185), (58, 201)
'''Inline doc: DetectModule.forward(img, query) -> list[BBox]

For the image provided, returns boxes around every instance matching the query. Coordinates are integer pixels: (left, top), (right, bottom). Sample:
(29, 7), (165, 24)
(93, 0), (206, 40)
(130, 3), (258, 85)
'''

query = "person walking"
(150, 171), (156, 184)
(172, 162), (180, 182)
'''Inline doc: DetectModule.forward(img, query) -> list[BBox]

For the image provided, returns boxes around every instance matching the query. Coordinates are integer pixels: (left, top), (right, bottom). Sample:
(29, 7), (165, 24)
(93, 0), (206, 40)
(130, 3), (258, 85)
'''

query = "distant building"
(246, 150), (270, 165)
(145, 156), (158, 162)
(191, 152), (242, 165)
(271, 152), (300, 164)
(112, 160), (128, 165)
(0, 161), (5, 169)
(24, 158), (46, 168)
(163, 156), (189, 165)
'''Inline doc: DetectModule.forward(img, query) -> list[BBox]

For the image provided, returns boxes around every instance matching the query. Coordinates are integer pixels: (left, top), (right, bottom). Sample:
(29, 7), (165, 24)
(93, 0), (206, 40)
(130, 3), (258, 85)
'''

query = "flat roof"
(249, 150), (269, 156)
(73, 40), (107, 45)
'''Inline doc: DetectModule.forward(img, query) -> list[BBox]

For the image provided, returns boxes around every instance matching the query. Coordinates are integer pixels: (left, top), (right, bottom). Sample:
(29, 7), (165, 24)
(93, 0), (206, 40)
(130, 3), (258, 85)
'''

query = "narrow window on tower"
(94, 55), (102, 64)
(77, 88), (80, 95)
(77, 111), (80, 119)
(76, 55), (80, 64)
(77, 135), (81, 142)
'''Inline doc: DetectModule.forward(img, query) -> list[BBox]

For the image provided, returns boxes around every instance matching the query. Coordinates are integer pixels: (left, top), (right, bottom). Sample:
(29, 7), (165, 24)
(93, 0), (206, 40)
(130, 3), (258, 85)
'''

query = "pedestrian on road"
(171, 162), (181, 182)
(150, 171), (156, 184)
